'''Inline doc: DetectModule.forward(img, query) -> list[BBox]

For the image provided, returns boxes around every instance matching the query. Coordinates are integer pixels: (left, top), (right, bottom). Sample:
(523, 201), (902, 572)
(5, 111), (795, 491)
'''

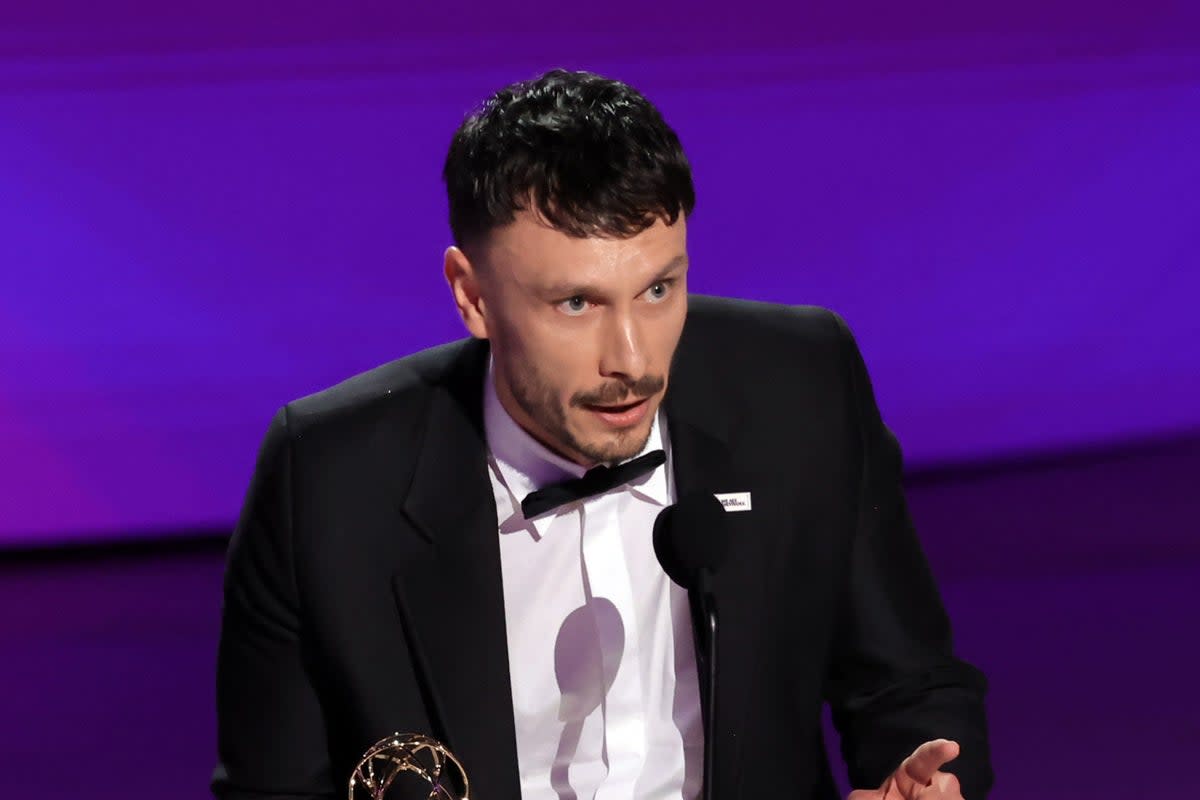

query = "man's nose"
(598, 311), (647, 382)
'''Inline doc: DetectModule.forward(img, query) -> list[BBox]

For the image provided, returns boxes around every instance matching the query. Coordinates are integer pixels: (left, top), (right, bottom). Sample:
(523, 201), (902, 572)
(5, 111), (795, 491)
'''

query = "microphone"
(653, 492), (729, 800)
(653, 491), (729, 590)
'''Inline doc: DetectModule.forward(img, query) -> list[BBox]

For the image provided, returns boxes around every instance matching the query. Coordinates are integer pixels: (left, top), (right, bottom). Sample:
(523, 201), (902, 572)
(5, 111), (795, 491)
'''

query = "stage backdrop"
(2, 2), (1198, 545)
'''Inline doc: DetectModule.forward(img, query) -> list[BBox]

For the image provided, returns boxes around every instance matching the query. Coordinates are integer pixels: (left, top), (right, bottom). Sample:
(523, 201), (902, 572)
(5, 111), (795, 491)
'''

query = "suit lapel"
(393, 339), (522, 798)
(666, 310), (766, 800)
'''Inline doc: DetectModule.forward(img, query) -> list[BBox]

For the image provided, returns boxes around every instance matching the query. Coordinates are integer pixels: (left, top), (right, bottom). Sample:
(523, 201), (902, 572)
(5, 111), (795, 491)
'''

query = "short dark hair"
(443, 69), (695, 250)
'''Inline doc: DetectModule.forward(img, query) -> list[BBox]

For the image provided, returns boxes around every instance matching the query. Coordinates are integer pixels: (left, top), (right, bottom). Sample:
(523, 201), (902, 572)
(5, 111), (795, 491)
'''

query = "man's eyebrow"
(539, 254), (689, 298)
(649, 254), (689, 282)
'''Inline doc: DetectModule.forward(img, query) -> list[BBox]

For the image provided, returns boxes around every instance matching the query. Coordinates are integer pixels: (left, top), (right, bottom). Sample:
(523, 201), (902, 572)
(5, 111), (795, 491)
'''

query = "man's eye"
(558, 296), (589, 316)
(646, 281), (671, 302)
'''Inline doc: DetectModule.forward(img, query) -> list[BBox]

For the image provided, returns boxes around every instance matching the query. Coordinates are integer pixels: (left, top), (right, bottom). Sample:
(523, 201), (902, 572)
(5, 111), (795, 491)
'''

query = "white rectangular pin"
(714, 491), (752, 512)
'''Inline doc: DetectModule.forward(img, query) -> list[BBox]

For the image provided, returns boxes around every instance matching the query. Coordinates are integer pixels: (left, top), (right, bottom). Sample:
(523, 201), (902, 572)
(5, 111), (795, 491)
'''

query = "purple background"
(3, 4), (1200, 799)
(3, 1), (1198, 546)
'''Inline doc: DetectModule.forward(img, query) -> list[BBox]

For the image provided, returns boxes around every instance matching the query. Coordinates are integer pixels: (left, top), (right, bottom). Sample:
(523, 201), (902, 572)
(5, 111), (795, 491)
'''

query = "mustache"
(571, 374), (665, 407)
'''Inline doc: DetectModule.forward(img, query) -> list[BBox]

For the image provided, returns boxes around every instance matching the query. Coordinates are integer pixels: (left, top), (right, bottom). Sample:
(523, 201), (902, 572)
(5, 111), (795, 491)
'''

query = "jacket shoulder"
(684, 294), (850, 358)
(282, 337), (481, 436)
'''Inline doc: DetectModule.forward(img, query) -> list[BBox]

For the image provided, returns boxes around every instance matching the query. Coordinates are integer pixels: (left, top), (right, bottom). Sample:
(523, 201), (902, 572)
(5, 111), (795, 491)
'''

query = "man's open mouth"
(584, 398), (646, 412)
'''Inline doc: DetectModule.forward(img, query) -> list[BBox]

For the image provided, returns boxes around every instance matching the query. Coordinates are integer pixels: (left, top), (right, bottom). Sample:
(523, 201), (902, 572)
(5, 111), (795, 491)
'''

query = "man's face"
(447, 210), (688, 467)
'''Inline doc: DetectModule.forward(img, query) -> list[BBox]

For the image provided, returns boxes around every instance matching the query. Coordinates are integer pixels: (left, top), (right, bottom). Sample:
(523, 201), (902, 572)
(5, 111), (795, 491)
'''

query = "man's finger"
(901, 739), (960, 787)
(932, 771), (961, 795)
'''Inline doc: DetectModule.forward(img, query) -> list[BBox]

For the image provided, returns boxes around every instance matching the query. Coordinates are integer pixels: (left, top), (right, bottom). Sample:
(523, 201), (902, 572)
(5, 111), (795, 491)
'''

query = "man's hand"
(847, 739), (964, 800)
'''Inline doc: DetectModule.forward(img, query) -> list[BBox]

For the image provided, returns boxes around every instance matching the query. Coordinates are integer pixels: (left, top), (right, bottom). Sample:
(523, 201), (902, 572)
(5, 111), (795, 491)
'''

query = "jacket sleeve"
(212, 407), (337, 800)
(824, 313), (994, 799)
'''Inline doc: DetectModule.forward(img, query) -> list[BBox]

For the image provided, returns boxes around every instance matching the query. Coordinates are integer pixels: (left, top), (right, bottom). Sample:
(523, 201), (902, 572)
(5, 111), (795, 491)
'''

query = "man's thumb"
(903, 739), (960, 786)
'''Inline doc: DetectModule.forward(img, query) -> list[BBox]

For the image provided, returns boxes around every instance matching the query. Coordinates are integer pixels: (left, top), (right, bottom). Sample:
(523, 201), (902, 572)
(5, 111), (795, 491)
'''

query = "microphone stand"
(696, 569), (718, 800)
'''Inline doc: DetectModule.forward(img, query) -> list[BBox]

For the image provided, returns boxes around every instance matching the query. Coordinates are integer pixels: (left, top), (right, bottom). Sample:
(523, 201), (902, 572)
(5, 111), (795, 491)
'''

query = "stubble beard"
(505, 359), (660, 466)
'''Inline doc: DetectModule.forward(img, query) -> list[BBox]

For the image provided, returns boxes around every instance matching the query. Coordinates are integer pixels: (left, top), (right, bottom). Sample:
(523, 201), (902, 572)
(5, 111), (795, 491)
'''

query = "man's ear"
(444, 246), (489, 339)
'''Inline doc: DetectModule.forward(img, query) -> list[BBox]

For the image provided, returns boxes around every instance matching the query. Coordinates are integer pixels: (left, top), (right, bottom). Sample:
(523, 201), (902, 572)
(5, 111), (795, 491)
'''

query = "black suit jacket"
(213, 296), (992, 799)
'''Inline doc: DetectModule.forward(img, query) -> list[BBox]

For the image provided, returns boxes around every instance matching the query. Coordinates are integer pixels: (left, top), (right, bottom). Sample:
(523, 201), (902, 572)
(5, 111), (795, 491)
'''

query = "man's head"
(442, 70), (694, 468)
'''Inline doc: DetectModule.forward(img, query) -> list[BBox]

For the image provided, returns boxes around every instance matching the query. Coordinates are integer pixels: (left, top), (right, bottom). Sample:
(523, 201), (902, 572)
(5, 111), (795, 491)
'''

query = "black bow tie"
(521, 450), (667, 520)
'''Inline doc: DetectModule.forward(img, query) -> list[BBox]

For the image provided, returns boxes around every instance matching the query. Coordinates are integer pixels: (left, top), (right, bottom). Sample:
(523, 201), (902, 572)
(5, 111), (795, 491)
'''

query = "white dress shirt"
(483, 369), (704, 800)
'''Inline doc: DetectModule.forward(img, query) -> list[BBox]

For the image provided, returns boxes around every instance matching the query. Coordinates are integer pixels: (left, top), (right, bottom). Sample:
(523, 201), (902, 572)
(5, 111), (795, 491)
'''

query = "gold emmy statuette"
(349, 733), (470, 800)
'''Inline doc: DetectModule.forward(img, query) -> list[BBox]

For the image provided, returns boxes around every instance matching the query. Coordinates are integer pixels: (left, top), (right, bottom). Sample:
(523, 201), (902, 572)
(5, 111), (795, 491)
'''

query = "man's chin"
(572, 416), (656, 465)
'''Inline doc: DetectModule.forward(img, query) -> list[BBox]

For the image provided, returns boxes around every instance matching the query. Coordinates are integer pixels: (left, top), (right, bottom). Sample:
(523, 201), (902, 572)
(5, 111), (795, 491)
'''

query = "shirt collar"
(483, 359), (671, 539)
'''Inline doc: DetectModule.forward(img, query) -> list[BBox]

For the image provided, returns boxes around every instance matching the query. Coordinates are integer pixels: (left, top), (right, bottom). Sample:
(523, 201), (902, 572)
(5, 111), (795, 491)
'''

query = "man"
(214, 70), (991, 799)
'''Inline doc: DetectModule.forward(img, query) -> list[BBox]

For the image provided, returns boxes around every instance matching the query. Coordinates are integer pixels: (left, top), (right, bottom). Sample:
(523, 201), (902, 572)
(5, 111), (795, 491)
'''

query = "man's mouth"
(584, 399), (644, 412)
(581, 397), (652, 428)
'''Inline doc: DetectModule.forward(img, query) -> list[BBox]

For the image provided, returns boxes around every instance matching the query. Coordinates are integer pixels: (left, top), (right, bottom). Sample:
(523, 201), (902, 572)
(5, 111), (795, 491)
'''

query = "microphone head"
(653, 492), (730, 590)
